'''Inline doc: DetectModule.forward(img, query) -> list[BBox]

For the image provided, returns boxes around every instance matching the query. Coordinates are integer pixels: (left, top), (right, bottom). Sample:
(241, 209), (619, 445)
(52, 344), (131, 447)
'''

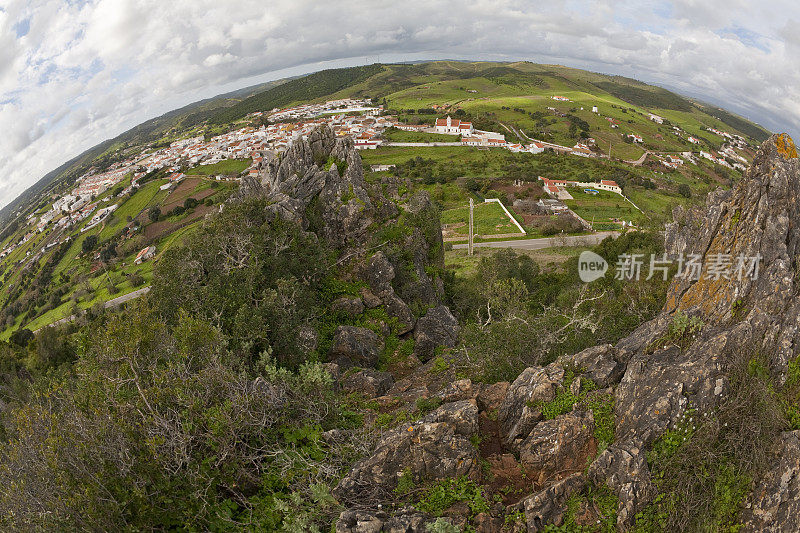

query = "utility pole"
(468, 198), (474, 256)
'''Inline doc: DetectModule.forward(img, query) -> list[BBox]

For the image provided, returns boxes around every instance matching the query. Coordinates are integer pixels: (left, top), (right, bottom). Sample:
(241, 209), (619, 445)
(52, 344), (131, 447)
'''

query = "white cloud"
(1, 0), (799, 209)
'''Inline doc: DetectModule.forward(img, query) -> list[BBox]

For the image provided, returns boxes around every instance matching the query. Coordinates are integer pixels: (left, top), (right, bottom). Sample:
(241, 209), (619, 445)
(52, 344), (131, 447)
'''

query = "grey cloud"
(1, 0), (800, 209)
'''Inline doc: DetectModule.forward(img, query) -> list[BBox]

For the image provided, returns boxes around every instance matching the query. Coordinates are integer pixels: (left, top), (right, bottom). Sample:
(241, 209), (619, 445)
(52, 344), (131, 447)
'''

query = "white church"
(435, 116), (474, 135)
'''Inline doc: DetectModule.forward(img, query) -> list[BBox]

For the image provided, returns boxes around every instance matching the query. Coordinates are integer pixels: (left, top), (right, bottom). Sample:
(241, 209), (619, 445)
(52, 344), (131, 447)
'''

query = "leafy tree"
(148, 206), (161, 222)
(9, 328), (33, 348)
(678, 184), (692, 198)
(81, 235), (98, 254)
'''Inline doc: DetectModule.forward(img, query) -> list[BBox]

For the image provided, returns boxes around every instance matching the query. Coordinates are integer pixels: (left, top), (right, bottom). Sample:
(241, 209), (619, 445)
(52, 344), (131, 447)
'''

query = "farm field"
(564, 188), (644, 227)
(383, 128), (460, 143)
(187, 158), (251, 176)
(440, 200), (523, 239)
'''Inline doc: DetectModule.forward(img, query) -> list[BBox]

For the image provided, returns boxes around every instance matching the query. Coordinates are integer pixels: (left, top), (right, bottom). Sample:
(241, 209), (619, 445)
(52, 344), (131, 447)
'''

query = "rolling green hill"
(0, 60), (773, 338)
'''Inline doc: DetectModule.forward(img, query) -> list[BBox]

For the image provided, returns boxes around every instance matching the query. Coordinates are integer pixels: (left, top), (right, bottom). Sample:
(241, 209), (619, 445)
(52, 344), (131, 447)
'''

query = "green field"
(564, 188), (643, 227)
(98, 180), (164, 240)
(383, 128), (460, 143)
(440, 201), (522, 237)
(187, 158), (251, 176)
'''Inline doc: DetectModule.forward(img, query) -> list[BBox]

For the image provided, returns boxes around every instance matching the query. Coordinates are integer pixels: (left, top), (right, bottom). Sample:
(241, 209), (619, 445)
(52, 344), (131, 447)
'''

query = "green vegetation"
(440, 201), (522, 237)
(187, 158), (251, 176)
(635, 352), (786, 532)
(210, 64), (384, 124)
(383, 127), (460, 143)
(415, 477), (489, 518)
(564, 188), (643, 227)
(533, 368), (615, 446)
(450, 232), (669, 383)
(545, 483), (619, 532)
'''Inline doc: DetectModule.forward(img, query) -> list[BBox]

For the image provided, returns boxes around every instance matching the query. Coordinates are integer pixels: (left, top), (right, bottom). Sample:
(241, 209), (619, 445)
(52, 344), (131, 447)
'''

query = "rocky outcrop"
(244, 125), (449, 345)
(258, 126), (374, 250)
(589, 133), (800, 528)
(329, 326), (380, 368)
(413, 305), (460, 361)
(498, 364), (564, 448)
(333, 400), (481, 504)
(741, 430), (800, 532)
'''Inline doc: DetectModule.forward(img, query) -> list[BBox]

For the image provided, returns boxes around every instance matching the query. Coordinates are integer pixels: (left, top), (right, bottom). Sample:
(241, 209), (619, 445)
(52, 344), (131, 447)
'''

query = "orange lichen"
(776, 133), (798, 159)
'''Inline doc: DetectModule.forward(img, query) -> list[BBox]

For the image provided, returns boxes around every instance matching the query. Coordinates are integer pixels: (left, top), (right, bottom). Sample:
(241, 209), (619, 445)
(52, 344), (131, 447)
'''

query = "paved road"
(624, 150), (649, 166)
(452, 231), (619, 250)
(33, 286), (151, 333)
(104, 286), (151, 308)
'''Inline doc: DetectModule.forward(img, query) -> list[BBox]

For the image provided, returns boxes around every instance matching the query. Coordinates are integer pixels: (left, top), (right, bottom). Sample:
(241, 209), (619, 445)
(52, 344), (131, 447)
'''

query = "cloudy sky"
(1, 0), (799, 209)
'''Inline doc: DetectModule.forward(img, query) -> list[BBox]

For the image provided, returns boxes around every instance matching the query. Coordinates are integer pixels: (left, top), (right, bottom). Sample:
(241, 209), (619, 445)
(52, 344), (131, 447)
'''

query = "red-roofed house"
(599, 180), (622, 194)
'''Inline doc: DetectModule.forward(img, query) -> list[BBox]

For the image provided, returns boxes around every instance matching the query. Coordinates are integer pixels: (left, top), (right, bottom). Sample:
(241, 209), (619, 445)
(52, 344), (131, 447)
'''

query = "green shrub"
(416, 477), (489, 517)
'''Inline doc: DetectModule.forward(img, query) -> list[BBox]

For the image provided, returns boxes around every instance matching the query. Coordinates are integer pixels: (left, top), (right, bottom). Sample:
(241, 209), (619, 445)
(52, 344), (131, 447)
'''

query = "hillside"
(1, 125), (798, 531)
(0, 60), (771, 348)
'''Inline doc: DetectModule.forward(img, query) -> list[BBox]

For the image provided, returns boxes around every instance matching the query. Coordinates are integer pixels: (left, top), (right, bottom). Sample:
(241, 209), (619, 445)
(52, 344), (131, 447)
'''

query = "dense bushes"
(448, 232), (668, 382)
(0, 306), (365, 530)
(151, 198), (332, 367)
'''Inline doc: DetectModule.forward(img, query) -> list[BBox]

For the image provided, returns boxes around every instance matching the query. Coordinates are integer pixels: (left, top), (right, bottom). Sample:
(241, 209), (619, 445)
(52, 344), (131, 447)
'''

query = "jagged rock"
(587, 443), (655, 529)
(333, 420), (481, 503)
(436, 378), (475, 403)
(367, 252), (395, 294)
(413, 305), (460, 361)
(329, 326), (380, 368)
(420, 400), (479, 436)
(661, 133), (800, 376)
(332, 297), (366, 317)
(341, 369), (394, 398)
(558, 344), (624, 388)
(507, 473), (585, 532)
(518, 408), (596, 484)
(498, 364), (564, 447)
(335, 508), (432, 533)
(473, 512), (503, 533)
(255, 125), (374, 250)
(476, 381), (510, 412)
(741, 430), (800, 532)
(597, 135), (800, 528)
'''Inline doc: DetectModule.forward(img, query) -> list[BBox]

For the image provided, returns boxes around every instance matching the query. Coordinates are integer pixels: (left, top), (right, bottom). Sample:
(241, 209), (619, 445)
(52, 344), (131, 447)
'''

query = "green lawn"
(187, 158), (251, 176)
(564, 188), (643, 227)
(440, 201), (522, 236)
(383, 128), (460, 143)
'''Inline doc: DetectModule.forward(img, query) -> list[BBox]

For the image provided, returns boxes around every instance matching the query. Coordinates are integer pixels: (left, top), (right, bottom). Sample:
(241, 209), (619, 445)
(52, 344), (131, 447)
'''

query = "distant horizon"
(2, 1), (798, 210)
(0, 57), (782, 215)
